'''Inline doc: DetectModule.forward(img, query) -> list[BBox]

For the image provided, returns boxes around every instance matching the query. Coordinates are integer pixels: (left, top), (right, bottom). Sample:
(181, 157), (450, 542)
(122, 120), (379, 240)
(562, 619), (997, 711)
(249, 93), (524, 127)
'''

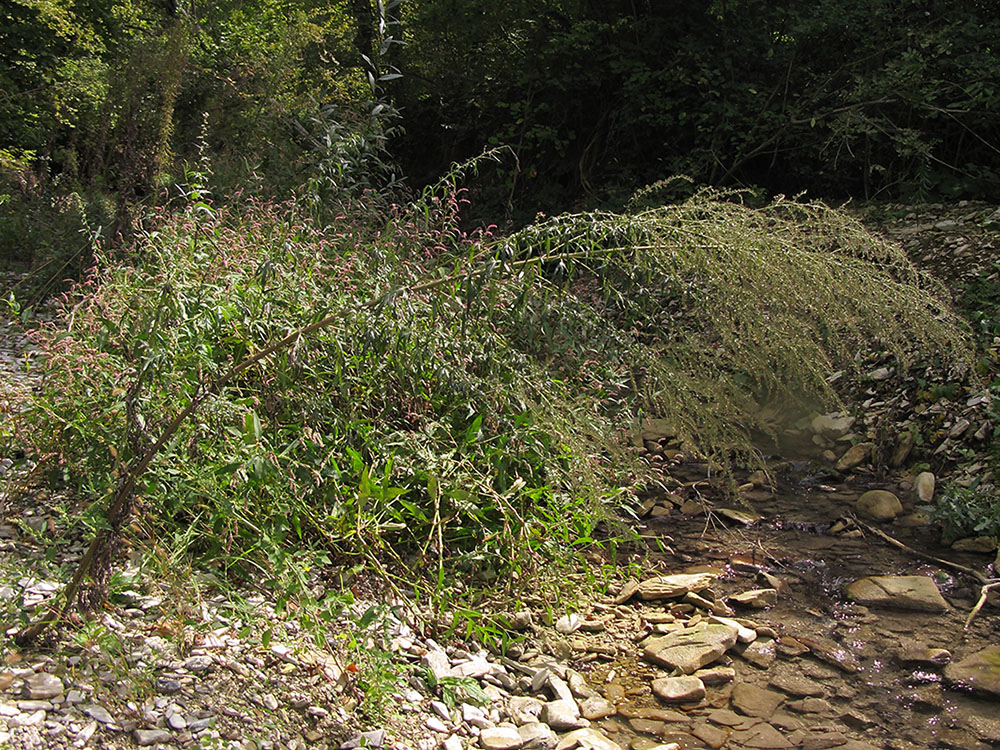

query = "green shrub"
(928, 481), (1000, 544)
(10, 183), (973, 606)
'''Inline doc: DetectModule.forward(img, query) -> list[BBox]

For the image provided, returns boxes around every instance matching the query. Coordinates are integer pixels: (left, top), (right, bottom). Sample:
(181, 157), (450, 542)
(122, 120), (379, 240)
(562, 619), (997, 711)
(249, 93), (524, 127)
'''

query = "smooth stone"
(787, 697), (834, 714)
(426, 717), (449, 733)
(915, 471), (935, 503)
(707, 708), (756, 727)
(691, 722), (729, 749)
(423, 649), (455, 682)
(776, 636), (809, 657)
(508, 696), (544, 725)
(181, 655), (212, 672)
(8, 710), (45, 727)
(731, 683), (784, 719)
(167, 712), (187, 730)
(510, 610), (533, 630)
(796, 635), (861, 673)
(799, 731), (850, 750)
(156, 678), (182, 694)
(463, 703), (492, 729)
(636, 573), (717, 601)
(556, 614), (582, 635)
(629, 718), (666, 735)
(540, 699), (589, 730)
(567, 670), (600, 700)
(716, 508), (761, 525)
(891, 433), (915, 466)
(518, 722), (557, 749)
(135, 729), (173, 746)
(856, 490), (902, 520)
(693, 666), (736, 686)
(811, 414), (854, 438)
(642, 622), (739, 674)
(943, 645), (1000, 699)
(708, 615), (757, 643)
(480, 726), (525, 750)
(22, 673), (63, 700)
(845, 575), (949, 612)
(612, 579), (640, 604)
(728, 589), (777, 609)
(618, 706), (689, 723)
(651, 676), (705, 704)
(836, 443), (871, 471)
(81, 704), (114, 724)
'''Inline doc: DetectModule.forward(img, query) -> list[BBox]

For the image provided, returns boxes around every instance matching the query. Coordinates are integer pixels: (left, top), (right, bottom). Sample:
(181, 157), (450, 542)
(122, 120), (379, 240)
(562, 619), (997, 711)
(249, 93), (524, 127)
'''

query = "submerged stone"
(943, 646), (1000, 699)
(845, 575), (949, 612)
(731, 683), (785, 719)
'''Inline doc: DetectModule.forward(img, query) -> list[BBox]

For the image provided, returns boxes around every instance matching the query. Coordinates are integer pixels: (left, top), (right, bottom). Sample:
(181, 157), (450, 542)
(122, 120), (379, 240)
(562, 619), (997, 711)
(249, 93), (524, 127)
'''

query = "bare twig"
(964, 581), (1000, 633)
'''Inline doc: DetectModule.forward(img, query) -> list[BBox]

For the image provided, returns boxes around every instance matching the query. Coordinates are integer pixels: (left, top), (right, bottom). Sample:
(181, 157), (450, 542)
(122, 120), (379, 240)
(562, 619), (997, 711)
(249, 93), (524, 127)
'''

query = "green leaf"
(243, 410), (261, 445)
(464, 415), (483, 445)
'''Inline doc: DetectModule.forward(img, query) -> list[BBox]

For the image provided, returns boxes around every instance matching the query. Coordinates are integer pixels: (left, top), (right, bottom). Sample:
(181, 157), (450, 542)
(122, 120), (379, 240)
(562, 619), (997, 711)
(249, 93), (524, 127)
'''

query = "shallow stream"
(579, 457), (1000, 750)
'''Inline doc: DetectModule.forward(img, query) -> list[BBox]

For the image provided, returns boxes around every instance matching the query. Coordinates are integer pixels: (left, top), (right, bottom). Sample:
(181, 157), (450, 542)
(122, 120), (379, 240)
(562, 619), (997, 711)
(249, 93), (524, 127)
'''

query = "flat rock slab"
(730, 722), (793, 748)
(731, 683), (785, 719)
(768, 673), (825, 697)
(636, 573), (718, 601)
(943, 645), (1000, 699)
(844, 575), (949, 612)
(555, 728), (624, 750)
(643, 623), (739, 674)
(729, 588), (778, 609)
(796, 635), (861, 673)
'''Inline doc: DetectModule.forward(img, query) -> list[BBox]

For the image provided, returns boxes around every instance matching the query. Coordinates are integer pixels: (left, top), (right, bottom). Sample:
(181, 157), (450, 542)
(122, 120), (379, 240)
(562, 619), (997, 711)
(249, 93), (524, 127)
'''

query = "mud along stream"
(537, 449), (1000, 750)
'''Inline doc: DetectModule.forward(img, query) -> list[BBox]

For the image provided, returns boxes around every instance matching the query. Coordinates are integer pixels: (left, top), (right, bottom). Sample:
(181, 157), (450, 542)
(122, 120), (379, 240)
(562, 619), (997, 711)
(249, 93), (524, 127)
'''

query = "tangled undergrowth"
(2, 170), (974, 639)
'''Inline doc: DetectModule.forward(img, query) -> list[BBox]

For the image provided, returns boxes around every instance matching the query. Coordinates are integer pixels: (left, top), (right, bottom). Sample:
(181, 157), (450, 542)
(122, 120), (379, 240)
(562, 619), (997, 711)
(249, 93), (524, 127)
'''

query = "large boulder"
(856, 490), (903, 520)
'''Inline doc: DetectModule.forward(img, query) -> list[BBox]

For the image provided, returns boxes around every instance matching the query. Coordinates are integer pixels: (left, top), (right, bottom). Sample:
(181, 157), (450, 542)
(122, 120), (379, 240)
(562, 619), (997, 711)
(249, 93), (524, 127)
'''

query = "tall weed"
(11, 180), (973, 617)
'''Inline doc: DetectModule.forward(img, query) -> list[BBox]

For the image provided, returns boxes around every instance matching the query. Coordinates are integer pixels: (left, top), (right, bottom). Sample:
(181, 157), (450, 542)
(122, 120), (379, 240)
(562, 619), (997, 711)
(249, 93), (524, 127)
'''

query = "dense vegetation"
(0, 0), (995, 642)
